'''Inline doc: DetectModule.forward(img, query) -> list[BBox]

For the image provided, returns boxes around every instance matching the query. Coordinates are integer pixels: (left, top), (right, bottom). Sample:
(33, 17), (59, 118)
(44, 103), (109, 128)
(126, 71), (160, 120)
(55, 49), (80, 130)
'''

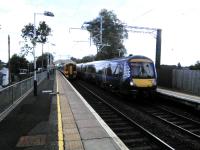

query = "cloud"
(1, 0), (200, 66)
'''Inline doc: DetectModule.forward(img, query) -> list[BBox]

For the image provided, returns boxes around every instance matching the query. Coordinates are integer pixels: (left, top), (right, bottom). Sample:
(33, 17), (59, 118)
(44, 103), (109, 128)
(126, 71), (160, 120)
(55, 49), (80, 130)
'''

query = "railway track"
(141, 104), (200, 140)
(72, 81), (174, 150)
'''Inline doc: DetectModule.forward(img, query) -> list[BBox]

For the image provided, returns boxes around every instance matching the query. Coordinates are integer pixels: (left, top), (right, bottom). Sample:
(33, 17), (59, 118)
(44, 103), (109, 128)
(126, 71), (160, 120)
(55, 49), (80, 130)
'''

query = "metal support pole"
(90, 32), (92, 46)
(42, 43), (43, 70)
(8, 35), (11, 84)
(155, 29), (162, 70)
(100, 16), (102, 45)
(33, 13), (37, 96)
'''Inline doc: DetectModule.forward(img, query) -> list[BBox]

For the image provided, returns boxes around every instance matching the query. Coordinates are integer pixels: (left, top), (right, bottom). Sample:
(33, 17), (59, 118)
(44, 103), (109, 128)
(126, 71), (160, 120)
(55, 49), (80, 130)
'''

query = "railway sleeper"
(189, 129), (200, 133)
(103, 118), (124, 122)
(170, 120), (185, 125)
(152, 113), (166, 116)
(116, 131), (141, 138)
(123, 138), (153, 148)
(180, 124), (197, 128)
(111, 126), (135, 131)
(95, 110), (113, 113)
(193, 131), (200, 135)
(159, 115), (177, 120)
(123, 137), (148, 142)
(156, 114), (171, 118)
(129, 145), (158, 150)
(97, 111), (114, 115)
(107, 122), (129, 127)
(166, 117), (180, 121)
(173, 121), (190, 126)
(99, 114), (121, 118)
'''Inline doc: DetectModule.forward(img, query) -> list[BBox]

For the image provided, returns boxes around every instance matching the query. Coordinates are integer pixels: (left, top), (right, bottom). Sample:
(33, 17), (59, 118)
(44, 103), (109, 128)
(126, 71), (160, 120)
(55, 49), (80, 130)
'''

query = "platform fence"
(0, 71), (47, 115)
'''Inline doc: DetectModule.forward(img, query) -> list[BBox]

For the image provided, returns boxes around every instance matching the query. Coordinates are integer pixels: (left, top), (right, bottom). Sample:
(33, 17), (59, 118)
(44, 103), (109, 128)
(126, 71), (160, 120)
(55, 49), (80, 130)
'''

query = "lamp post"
(33, 11), (54, 96)
(46, 42), (55, 79)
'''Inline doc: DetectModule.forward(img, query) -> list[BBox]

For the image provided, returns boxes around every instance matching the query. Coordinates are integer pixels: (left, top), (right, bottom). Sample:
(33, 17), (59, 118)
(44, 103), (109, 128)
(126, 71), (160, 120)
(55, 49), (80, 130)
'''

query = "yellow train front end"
(64, 63), (77, 80)
(128, 57), (157, 97)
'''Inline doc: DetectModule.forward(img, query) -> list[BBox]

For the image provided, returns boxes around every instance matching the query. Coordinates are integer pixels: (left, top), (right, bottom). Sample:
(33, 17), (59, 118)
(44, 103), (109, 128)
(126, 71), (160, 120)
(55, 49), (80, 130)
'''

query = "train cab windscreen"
(130, 62), (155, 78)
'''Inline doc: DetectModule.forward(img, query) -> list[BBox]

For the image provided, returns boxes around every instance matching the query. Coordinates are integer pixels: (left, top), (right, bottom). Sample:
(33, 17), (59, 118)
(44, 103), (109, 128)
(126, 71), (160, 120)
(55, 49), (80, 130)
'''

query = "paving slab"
(79, 127), (110, 140)
(83, 138), (121, 150)
(76, 119), (101, 128)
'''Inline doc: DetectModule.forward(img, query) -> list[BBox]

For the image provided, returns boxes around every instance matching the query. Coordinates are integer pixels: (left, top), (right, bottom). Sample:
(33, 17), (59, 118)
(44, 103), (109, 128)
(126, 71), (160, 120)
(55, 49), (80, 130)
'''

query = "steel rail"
(76, 81), (175, 150)
(146, 105), (200, 139)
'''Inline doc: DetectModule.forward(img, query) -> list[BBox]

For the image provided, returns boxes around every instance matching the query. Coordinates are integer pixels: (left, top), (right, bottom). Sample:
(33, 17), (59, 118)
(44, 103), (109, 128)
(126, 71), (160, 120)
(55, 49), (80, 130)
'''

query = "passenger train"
(77, 55), (157, 97)
(61, 62), (77, 79)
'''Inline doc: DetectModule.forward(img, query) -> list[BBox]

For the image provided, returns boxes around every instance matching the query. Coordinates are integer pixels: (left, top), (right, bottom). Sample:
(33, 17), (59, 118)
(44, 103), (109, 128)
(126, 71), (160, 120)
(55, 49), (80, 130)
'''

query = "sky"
(0, 0), (200, 66)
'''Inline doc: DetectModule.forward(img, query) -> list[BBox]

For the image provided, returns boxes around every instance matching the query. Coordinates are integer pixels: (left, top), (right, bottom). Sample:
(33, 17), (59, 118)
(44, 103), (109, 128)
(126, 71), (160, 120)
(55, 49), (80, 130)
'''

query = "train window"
(130, 62), (155, 78)
(92, 67), (96, 73)
(96, 64), (103, 74)
(106, 64), (112, 76)
(82, 66), (86, 72)
(95, 64), (99, 73)
(73, 65), (76, 70)
(114, 65), (120, 75)
(87, 65), (96, 73)
(111, 63), (117, 74)
(119, 64), (123, 75)
(113, 64), (123, 77)
(87, 66), (90, 72)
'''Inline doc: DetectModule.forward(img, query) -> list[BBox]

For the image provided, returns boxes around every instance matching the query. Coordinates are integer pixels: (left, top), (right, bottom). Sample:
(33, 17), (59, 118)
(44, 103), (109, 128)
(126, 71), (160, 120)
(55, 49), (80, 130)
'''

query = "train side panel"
(76, 55), (157, 97)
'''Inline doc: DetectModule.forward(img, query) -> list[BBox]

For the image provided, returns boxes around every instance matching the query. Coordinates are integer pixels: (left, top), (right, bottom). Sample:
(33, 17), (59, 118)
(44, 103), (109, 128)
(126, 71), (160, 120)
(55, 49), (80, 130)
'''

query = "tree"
(177, 62), (182, 69)
(36, 54), (48, 69)
(28, 62), (34, 72)
(37, 21), (51, 44)
(0, 60), (4, 70)
(9, 54), (29, 75)
(84, 9), (128, 60)
(70, 57), (81, 63)
(36, 52), (54, 69)
(21, 21), (51, 56)
(189, 61), (200, 70)
(21, 23), (35, 56)
(81, 55), (95, 63)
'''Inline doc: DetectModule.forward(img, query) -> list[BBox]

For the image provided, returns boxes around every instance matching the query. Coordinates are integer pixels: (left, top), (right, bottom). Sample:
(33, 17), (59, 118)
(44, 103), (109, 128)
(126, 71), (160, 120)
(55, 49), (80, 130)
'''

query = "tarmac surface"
(0, 74), (54, 150)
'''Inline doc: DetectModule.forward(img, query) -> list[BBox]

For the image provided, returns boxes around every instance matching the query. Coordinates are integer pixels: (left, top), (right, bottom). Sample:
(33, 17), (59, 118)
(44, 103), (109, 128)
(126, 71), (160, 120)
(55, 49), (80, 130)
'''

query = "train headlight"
(130, 81), (134, 86)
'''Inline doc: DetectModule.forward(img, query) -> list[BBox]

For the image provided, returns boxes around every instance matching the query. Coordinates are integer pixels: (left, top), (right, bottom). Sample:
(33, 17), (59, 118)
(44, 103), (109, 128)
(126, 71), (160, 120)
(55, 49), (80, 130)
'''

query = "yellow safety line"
(56, 75), (64, 150)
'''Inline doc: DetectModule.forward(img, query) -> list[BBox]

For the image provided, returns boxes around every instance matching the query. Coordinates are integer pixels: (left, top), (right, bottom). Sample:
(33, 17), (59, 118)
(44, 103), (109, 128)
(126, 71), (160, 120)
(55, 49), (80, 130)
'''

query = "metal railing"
(0, 71), (47, 116)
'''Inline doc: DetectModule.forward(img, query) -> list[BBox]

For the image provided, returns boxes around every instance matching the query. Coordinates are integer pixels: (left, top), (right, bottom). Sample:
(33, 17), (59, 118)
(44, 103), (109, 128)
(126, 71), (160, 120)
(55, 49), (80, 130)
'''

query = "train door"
(101, 67), (106, 86)
(106, 64), (112, 87)
(112, 63), (122, 90)
(69, 65), (73, 75)
(101, 63), (109, 88)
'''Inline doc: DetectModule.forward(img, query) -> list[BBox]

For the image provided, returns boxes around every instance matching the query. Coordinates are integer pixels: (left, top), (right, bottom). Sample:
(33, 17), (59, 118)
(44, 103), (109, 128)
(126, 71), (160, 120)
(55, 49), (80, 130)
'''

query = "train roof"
(77, 55), (153, 65)
(109, 55), (153, 62)
(77, 55), (153, 66)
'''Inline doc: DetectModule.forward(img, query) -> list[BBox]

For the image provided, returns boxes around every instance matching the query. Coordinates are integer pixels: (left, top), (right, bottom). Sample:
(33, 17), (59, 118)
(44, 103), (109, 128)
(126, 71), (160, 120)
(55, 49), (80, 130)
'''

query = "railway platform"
(157, 87), (200, 110)
(52, 71), (127, 150)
